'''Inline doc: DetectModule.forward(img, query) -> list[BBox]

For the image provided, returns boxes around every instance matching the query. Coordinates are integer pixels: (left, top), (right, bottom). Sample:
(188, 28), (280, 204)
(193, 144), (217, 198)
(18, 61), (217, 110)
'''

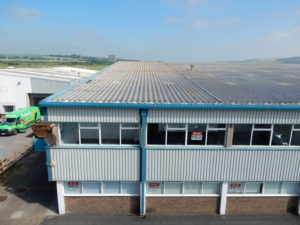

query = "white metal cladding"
(47, 107), (140, 123)
(148, 109), (300, 124)
(147, 149), (300, 181)
(49, 148), (140, 181)
(31, 78), (70, 94)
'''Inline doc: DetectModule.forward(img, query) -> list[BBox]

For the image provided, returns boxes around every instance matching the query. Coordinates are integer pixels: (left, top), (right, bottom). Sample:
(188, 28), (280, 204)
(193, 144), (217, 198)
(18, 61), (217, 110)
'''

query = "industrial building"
(0, 67), (95, 116)
(40, 61), (300, 215)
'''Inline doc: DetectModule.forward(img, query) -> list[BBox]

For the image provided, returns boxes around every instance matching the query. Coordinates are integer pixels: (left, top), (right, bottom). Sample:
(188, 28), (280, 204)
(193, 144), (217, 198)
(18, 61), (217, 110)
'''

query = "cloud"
(193, 19), (209, 28)
(164, 16), (182, 23)
(11, 5), (40, 19)
(215, 16), (242, 26)
(267, 27), (300, 41)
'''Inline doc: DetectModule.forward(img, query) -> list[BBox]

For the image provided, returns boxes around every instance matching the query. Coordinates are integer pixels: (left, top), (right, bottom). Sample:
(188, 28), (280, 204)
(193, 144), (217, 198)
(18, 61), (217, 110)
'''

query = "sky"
(0, 0), (300, 62)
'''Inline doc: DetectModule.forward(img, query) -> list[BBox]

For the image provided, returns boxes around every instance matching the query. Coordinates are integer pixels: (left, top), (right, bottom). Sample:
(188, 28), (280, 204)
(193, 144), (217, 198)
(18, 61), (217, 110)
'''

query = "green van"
(0, 107), (41, 135)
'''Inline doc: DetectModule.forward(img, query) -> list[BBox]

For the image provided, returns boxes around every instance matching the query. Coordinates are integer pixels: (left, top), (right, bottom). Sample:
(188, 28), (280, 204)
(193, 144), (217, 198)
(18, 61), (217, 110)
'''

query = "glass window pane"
(165, 182), (182, 194)
(208, 124), (226, 129)
(187, 124), (206, 145)
(122, 123), (139, 128)
(245, 183), (262, 194)
(60, 123), (79, 144)
(80, 123), (98, 127)
(101, 123), (120, 144)
(147, 124), (166, 145)
(80, 129), (99, 144)
(233, 124), (252, 145)
(207, 131), (225, 145)
(264, 182), (281, 194)
(82, 182), (101, 194)
(184, 182), (201, 194)
(272, 125), (291, 146)
(122, 182), (139, 194)
(294, 125), (300, 129)
(228, 183), (244, 194)
(168, 124), (186, 129)
(64, 182), (81, 194)
(254, 124), (272, 129)
(167, 131), (185, 145)
(291, 131), (300, 146)
(252, 131), (271, 145)
(202, 183), (220, 194)
(146, 182), (163, 194)
(121, 129), (139, 144)
(102, 182), (120, 194)
(282, 183), (299, 195)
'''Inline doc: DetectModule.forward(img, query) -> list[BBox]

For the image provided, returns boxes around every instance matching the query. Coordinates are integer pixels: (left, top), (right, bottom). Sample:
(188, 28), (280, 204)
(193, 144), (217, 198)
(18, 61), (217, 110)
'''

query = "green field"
(0, 54), (113, 70)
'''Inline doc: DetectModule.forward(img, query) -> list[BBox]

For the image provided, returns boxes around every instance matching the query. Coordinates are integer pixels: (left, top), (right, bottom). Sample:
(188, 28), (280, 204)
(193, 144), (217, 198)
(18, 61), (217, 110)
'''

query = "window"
(147, 124), (166, 145)
(166, 124), (186, 145)
(79, 123), (100, 144)
(272, 125), (291, 146)
(252, 124), (272, 146)
(64, 182), (81, 194)
(121, 124), (139, 145)
(60, 123), (79, 144)
(245, 183), (263, 194)
(101, 123), (120, 144)
(228, 183), (245, 194)
(165, 182), (182, 194)
(264, 182), (281, 194)
(233, 124), (252, 145)
(3, 105), (14, 113)
(102, 182), (120, 194)
(82, 182), (101, 194)
(282, 183), (299, 195)
(146, 182), (220, 195)
(121, 182), (139, 194)
(207, 124), (226, 145)
(291, 125), (300, 146)
(187, 124), (206, 145)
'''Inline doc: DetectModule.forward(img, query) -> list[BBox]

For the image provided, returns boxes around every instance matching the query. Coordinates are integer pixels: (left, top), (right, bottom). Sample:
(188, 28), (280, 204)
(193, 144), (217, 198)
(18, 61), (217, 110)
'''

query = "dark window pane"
(187, 124), (206, 145)
(80, 129), (99, 144)
(207, 130), (225, 145)
(122, 123), (139, 128)
(60, 123), (79, 144)
(291, 131), (300, 146)
(252, 131), (271, 145)
(208, 124), (226, 129)
(254, 124), (271, 129)
(294, 125), (300, 129)
(121, 129), (139, 144)
(167, 131), (185, 145)
(233, 124), (252, 145)
(272, 125), (292, 146)
(80, 123), (98, 127)
(147, 124), (166, 145)
(101, 123), (120, 144)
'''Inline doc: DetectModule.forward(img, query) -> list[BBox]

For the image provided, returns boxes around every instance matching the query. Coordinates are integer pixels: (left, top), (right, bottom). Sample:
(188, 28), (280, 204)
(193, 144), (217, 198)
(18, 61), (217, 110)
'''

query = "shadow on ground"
(0, 151), (57, 213)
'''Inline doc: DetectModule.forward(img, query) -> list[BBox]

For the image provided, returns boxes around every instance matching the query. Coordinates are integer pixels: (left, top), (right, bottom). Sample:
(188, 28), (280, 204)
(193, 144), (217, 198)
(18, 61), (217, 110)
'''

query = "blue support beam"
(140, 109), (148, 216)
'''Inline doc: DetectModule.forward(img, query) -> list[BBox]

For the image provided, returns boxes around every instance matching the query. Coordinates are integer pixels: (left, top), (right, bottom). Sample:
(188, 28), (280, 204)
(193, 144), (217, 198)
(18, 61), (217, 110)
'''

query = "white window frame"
(250, 124), (273, 146)
(63, 181), (140, 196)
(290, 125), (300, 146)
(59, 122), (140, 146)
(227, 182), (300, 197)
(145, 182), (220, 197)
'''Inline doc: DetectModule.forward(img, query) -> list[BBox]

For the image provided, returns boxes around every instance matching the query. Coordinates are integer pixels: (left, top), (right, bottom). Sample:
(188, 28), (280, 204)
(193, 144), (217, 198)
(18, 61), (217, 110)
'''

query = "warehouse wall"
(147, 148), (300, 181)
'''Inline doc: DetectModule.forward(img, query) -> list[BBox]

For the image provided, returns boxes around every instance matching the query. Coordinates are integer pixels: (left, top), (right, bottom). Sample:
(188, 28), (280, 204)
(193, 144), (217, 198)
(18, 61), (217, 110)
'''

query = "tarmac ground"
(41, 214), (300, 225)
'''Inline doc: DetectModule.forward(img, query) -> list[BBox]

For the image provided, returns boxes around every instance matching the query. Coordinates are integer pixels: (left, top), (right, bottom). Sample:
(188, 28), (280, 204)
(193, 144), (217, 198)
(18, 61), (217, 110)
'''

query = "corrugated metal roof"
(49, 61), (300, 105)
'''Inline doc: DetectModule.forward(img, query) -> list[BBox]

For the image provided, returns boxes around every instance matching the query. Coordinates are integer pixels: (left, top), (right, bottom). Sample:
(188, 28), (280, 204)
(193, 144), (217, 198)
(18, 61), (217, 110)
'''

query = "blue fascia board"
(39, 101), (300, 111)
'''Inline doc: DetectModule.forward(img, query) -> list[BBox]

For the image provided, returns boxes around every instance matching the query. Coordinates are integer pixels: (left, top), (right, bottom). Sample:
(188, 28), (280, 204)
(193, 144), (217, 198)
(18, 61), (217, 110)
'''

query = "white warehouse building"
(0, 67), (95, 116)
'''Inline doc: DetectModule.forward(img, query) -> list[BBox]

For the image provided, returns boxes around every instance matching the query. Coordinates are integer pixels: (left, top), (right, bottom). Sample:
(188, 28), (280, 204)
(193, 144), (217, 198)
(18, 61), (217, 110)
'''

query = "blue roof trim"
(39, 101), (300, 110)
(146, 146), (300, 151)
(40, 62), (119, 104)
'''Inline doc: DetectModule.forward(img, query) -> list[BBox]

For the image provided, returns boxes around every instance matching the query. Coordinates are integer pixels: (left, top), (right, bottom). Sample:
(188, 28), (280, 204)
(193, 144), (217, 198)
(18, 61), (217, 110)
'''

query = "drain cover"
(0, 196), (7, 202)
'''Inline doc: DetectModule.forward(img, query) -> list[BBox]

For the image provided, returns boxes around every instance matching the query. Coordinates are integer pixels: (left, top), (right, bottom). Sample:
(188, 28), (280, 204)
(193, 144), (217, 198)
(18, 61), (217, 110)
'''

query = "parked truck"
(0, 107), (40, 135)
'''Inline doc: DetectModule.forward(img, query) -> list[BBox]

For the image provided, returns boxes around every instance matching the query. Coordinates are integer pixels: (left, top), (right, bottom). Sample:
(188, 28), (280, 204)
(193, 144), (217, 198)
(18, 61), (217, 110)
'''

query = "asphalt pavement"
(41, 214), (300, 225)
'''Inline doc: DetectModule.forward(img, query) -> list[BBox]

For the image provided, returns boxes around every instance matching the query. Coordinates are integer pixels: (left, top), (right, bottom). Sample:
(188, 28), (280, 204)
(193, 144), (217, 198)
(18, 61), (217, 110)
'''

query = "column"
(220, 182), (228, 215)
(56, 181), (65, 215)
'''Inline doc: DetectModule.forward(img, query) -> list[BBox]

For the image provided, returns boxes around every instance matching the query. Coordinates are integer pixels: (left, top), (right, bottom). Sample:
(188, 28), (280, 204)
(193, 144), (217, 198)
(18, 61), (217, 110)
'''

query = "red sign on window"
(230, 184), (241, 188)
(191, 131), (203, 141)
(68, 182), (79, 186)
(149, 183), (160, 187)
